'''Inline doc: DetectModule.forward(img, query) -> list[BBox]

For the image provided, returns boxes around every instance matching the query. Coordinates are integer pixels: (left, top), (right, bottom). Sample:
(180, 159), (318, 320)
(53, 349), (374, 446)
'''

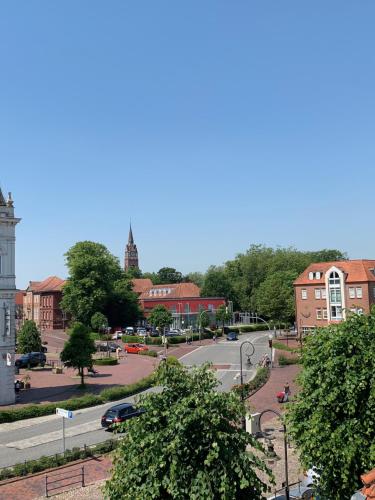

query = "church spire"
(128, 223), (134, 245)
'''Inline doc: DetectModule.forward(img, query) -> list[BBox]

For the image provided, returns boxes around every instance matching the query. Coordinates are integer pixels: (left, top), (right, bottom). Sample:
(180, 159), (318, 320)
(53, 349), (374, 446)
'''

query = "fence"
(45, 465), (84, 497)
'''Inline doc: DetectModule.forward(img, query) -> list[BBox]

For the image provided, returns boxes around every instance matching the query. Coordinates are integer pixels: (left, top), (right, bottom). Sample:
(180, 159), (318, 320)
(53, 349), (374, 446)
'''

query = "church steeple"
(124, 223), (139, 271)
(0, 188), (6, 206)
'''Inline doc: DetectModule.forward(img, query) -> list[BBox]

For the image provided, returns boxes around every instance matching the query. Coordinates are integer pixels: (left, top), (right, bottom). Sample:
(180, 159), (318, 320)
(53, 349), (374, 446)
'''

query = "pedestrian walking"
(213, 334), (217, 343)
(116, 346), (121, 361)
(283, 381), (291, 402)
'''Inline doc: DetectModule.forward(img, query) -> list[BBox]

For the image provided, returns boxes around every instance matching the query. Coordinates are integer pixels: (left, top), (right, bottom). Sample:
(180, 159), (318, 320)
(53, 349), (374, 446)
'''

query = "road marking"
(6, 420), (102, 449)
(178, 345), (204, 361)
(0, 414), (59, 433)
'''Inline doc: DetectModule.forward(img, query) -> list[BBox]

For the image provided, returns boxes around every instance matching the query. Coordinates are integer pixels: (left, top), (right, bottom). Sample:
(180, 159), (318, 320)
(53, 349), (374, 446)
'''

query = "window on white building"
(329, 271), (340, 285)
(330, 288), (342, 303)
(301, 289), (307, 300)
(314, 289), (321, 299)
(349, 287), (355, 299)
(356, 287), (363, 299)
(316, 308), (322, 319)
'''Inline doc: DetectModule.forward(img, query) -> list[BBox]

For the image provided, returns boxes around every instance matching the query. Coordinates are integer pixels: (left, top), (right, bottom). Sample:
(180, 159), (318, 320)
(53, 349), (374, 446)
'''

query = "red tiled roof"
(34, 276), (66, 292)
(294, 260), (375, 286)
(27, 281), (41, 291)
(140, 282), (201, 300)
(132, 279), (153, 294)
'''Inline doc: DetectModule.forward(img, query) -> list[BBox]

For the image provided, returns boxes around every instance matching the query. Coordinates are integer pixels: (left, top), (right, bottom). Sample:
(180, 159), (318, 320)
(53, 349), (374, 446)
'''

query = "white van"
(125, 326), (134, 334)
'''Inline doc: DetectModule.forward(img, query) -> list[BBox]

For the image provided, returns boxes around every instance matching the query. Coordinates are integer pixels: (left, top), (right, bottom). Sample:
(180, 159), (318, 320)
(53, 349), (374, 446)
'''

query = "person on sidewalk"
(283, 381), (291, 402)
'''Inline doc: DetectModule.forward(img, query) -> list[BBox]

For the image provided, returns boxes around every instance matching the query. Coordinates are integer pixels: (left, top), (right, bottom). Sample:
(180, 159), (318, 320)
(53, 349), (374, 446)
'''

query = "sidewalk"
(0, 456), (111, 500)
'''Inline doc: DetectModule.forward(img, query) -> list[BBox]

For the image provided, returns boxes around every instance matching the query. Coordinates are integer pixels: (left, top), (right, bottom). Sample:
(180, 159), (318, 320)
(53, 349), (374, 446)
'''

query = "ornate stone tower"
(0, 189), (21, 405)
(124, 224), (139, 271)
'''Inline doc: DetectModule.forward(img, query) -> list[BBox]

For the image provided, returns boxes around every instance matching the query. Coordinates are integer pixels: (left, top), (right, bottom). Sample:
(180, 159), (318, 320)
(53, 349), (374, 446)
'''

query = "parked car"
(268, 485), (315, 499)
(137, 328), (147, 337)
(96, 342), (122, 353)
(124, 343), (148, 354)
(226, 331), (238, 341)
(125, 326), (135, 334)
(15, 352), (47, 368)
(150, 329), (160, 337)
(101, 403), (145, 430)
(169, 329), (182, 336)
(112, 331), (123, 340)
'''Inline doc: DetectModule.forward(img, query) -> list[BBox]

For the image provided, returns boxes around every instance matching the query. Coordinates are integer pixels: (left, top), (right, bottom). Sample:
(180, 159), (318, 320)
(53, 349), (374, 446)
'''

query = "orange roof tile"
(34, 276), (66, 293)
(294, 260), (375, 286)
(132, 279), (153, 294)
(140, 282), (201, 300)
(27, 281), (41, 291)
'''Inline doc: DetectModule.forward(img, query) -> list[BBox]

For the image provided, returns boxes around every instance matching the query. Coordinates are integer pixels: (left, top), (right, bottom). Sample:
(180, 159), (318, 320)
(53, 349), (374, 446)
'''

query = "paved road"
(0, 389), (157, 468)
(180, 331), (272, 391)
(0, 331), (271, 468)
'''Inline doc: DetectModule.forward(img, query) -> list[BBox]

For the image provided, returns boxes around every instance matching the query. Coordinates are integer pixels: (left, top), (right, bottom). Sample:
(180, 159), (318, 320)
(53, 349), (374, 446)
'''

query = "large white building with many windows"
(294, 260), (375, 335)
(0, 188), (21, 405)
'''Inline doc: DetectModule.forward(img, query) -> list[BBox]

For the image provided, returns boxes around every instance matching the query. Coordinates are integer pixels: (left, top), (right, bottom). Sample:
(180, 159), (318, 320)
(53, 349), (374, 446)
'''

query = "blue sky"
(1, 2), (374, 288)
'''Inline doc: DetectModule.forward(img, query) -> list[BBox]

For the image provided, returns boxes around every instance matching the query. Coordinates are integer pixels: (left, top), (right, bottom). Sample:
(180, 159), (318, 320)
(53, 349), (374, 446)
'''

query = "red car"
(124, 343), (148, 354)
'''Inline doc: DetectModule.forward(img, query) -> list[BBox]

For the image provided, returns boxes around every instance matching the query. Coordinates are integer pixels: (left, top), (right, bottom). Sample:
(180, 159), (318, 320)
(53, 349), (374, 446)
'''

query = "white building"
(0, 189), (21, 405)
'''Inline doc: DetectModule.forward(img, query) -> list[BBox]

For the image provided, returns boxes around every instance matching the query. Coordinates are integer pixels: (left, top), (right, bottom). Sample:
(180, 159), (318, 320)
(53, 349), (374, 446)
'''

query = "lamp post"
(239, 340), (255, 430)
(259, 409), (290, 500)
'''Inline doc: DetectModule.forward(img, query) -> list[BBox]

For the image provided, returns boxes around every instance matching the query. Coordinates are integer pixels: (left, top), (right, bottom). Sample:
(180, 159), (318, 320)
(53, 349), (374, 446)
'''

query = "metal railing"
(45, 465), (84, 497)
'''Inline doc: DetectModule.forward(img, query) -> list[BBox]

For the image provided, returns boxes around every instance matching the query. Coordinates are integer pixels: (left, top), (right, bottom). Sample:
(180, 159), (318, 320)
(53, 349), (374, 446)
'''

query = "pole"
(62, 417), (65, 454)
(240, 342), (245, 430)
(283, 423), (290, 500)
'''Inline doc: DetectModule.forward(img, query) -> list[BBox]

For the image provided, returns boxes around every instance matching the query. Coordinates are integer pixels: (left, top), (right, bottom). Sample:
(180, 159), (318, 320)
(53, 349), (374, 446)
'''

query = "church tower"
(124, 224), (139, 271)
(0, 189), (21, 405)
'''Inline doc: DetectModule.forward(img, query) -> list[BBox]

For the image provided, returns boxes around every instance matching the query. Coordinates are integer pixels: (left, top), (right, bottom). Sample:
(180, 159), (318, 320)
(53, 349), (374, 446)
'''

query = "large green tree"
(104, 363), (271, 499)
(286, 309), (375, 499)
(17, 320), (42, 353)
(91, 312), (108, 332)
(61, 241), (140, 327)
(201, 266), (236, 302)
(253, 270), (298, 323)
(148, 305), (172, 332)
(156, 267), (183, 284)
(215, 304), (231, 332)
(60, 322), (96, 385)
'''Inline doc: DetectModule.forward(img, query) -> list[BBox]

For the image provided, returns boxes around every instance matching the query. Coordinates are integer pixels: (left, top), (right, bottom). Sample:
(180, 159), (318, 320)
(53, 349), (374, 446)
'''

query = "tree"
(104, 363), (271, 499)
(17, 320), (42, 353)
(148, 305), (172, 332)
(60, 322), (96, 385)
(141, 271), (159, 284)
(91, 312), (108, 332)
(61, 241), (140, 327)
(215, 304), (231, 332)
(201, 266), (235, 302)
(183, 272), (205, 288)
(199, 310), (210, 330)
(286, 309), (375, 499)
(253, 270), (298, 323)
(156, 267), (183, 284)
(105, 278), (142, 327)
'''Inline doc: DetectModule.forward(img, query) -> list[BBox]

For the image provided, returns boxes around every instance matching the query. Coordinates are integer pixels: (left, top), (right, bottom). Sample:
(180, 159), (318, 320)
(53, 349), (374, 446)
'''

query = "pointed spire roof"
(0, 188), (6, 206)
(128, 223), (134, 245)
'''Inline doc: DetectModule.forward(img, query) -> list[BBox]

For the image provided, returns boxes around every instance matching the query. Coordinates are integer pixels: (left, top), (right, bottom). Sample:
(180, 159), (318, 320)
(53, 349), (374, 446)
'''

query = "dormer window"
(316, 272), (321, 279)
(308, 272), (314, 280)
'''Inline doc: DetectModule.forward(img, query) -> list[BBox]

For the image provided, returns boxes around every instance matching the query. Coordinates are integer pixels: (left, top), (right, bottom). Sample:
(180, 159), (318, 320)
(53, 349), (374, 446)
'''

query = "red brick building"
(133, 279), (226, 328)
(23, 276), (67, 331)
(294, 260), (375, 335)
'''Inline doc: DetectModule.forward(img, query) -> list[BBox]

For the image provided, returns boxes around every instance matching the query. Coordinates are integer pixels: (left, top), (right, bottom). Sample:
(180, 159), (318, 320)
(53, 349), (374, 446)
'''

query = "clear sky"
(1, 2), (375, 289)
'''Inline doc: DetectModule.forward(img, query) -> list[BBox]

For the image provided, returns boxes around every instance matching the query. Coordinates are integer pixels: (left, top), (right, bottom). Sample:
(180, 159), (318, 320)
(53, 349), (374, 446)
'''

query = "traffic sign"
(56, 408), (73, 419)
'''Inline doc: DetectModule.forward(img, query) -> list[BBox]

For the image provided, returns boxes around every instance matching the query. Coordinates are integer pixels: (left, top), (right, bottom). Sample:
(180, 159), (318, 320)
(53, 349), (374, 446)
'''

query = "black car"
(226, 331), (238, 341)
(96, 342), (122, 353)
(15, 352), (47, 368)
(101, 403), (145, 430)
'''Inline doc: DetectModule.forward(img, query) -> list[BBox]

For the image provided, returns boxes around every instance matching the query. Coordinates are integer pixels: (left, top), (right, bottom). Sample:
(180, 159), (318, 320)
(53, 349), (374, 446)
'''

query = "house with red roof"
(23, 276), (67, 331)
(133, 279), (225, 329)
(294, 260), (375, 335)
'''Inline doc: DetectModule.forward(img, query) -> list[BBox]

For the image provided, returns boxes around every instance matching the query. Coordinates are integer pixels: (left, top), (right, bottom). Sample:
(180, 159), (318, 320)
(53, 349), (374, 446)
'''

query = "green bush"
(145, 337), (163, 345)
(273, 341), (299, 353)
(139, 350), (158, 357)
(233, 367), (270, 399)
(0, 439), (119, 481)
(100, 374), (155, 402)
(239, 324), (270, 333)
(278, 354), (300, 366)
(93, 357), (118, 366)
(122, 335), (143, 343)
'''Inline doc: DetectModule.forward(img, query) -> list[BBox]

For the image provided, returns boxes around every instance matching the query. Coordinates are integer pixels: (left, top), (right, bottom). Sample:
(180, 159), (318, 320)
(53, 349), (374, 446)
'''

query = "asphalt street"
(180, 330), (272, 391)
(0, 331), (271, 468)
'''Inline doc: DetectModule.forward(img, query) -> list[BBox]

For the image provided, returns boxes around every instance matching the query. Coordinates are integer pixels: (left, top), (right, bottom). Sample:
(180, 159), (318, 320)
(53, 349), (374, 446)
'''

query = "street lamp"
(259, 409), (290, 500)
(239, 340), (255, 430)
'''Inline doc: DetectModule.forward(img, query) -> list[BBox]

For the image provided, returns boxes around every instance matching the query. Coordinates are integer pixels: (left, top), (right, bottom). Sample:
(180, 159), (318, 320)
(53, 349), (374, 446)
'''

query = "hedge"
(0, 374), (155, 424)
(233, 367), (270, 399)
(273, 342), (299, 353)
(139, 350), (158, 357)
(0, 439), (118, 481)
(93, 358), (118, 366)
(278, 354), (301, 366)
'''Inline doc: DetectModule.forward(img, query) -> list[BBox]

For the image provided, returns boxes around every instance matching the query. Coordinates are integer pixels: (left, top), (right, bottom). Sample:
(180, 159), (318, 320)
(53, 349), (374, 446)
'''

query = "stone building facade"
(0, 189), (20, 405)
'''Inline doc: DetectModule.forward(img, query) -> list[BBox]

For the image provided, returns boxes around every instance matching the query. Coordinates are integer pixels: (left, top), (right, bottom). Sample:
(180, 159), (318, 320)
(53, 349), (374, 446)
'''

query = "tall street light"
(259, 409), (290, 500)
(239, 340), (255, 430)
